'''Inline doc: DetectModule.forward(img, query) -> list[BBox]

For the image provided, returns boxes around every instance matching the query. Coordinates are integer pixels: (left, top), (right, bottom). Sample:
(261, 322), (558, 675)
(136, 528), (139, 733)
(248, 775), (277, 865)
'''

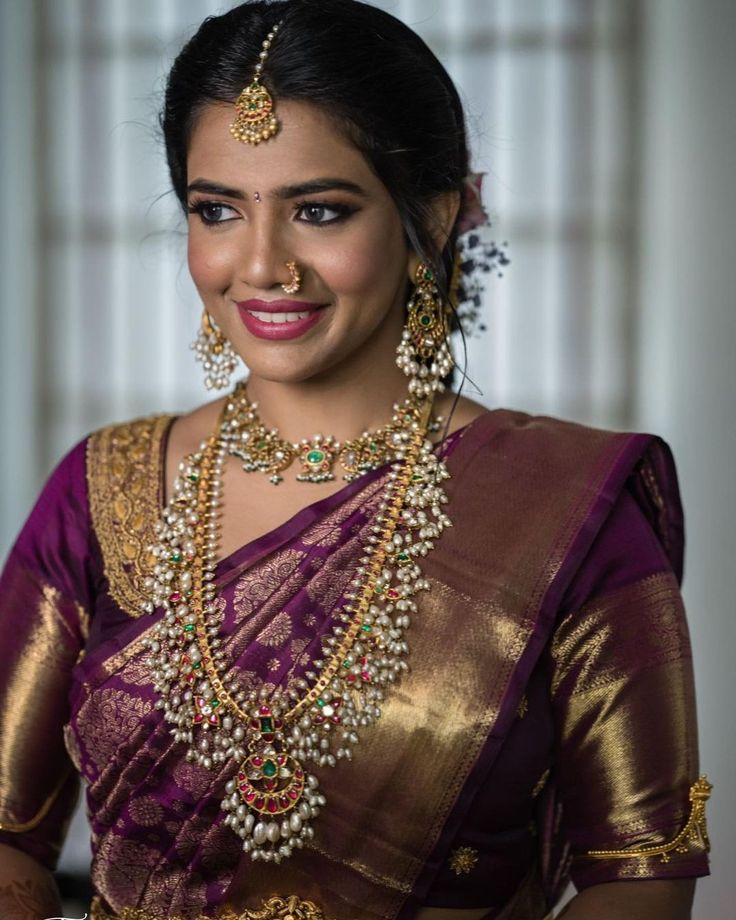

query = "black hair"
(161, 0), (469, 299)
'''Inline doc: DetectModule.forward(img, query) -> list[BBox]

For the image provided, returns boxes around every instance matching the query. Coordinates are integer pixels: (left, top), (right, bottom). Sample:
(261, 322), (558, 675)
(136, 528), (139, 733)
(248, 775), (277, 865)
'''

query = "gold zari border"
(87, 415), (172, 617)
(90, 895), (330, 920)
(585, 776), (712, 863)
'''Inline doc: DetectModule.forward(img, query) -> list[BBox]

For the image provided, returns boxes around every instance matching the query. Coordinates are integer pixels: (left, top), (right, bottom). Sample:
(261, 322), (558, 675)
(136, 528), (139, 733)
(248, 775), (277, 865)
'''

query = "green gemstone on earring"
(262, 760), (277, 777)
(420, 314), (432, 326)
(423, 268), (434, 281)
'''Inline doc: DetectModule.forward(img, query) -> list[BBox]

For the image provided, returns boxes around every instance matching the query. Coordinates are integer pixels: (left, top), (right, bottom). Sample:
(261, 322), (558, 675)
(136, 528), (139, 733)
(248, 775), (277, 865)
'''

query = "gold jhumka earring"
(395, 262), (454, 396)
(229, 21), (283, 145)
(191, 310), (239, 391)
(281, 260), (302, 294)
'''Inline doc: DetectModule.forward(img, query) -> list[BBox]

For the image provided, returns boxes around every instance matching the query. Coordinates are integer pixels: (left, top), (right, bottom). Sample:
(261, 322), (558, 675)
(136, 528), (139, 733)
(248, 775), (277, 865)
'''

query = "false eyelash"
(187, 200), (238, 225)
(293, 200), (357, 225)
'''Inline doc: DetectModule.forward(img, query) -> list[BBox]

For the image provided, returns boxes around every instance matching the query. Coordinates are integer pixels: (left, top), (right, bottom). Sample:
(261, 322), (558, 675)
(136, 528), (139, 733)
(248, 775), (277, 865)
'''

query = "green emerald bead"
(306, 449), (325, 464)
(397, 552), (410, 562)
(262, 760), (277, 778)
(170, 552), (182, 563)
(210, 699), (220, 708)
(259, 717), (274, 733)
(420, 314), (432, 326)
(374, 584), (384, 595)
(316, 698), (326, 708)
(187, 473), (199, 482)
(342, 660), (351, 669)
(361, 624), (372, 633)
(192, 662), (202, 669)
(183, 624), (195, 633)
(368, 442), (378, 453)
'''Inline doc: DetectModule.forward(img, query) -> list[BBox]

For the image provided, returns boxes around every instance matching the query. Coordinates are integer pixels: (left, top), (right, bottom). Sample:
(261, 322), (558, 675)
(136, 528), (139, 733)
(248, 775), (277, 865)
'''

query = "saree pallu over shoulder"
(223, 411), (702, 919)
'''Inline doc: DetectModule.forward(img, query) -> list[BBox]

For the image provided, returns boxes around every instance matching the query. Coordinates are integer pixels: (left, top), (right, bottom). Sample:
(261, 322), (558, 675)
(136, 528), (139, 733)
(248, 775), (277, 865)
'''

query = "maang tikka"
(230, 21), (283, 145)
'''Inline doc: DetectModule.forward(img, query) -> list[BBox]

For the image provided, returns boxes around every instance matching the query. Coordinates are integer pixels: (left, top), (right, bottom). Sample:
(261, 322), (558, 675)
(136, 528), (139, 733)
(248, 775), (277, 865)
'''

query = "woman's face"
(186, 100), (412, 385)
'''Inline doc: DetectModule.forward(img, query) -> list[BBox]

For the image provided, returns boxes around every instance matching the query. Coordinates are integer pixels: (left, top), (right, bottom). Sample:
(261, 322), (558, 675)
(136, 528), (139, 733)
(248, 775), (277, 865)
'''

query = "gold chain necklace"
(221, 383), (441, 484)
(143, 386), (451, 862)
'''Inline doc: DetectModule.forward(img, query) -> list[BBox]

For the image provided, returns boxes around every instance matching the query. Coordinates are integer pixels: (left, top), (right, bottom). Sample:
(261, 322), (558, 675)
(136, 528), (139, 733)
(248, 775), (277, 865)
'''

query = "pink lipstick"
(236, 299), (327, 341)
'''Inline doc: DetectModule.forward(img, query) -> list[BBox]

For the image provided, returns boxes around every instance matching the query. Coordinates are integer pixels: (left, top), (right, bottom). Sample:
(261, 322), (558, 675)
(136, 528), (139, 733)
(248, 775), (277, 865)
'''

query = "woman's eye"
(188, 201), (238, 225)
(295, 202), (352, 225)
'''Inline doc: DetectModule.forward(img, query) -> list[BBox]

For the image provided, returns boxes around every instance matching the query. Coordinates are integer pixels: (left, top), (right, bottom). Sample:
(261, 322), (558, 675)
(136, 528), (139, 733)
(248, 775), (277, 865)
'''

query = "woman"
(0, 1), (710, 918)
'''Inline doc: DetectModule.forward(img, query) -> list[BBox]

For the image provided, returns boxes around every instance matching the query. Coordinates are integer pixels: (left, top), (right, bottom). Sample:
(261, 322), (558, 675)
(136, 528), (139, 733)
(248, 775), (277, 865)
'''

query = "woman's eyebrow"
(273, 178), (367, 199)
(186, 177), (368, 200)
(187, 179), (246, 199)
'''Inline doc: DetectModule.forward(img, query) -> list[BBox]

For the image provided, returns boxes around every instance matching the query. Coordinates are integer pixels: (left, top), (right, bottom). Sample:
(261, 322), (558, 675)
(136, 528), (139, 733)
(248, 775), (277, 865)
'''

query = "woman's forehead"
(186, 100), (380, 195)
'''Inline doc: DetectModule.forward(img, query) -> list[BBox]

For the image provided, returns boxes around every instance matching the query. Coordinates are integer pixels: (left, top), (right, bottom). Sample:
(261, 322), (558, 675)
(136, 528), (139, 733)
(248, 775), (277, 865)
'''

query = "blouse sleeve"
(0, 439), (93, 870)
(547, 484), (710, 890)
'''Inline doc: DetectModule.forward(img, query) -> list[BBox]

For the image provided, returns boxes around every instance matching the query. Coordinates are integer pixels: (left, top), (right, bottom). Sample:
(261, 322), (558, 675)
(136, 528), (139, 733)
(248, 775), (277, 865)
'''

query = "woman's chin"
(238, 354), (339, 388)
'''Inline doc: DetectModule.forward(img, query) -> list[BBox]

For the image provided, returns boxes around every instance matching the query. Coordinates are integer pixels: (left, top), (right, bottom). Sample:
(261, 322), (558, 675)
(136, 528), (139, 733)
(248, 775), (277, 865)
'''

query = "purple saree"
(0, 408), (710, 919)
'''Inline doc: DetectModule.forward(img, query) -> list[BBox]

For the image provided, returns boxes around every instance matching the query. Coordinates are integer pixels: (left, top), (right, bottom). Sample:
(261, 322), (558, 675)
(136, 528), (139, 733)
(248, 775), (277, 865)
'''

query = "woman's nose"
(237, 218), (291, 292)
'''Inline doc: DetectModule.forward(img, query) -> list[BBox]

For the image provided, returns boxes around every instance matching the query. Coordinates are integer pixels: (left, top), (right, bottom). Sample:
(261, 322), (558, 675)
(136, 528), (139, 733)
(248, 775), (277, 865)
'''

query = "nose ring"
(281, 260), (302, 295)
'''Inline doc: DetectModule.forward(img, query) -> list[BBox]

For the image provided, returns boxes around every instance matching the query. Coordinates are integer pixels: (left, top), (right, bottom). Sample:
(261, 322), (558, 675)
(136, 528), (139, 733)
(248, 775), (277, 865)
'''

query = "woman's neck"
(245, 362), (416, 444)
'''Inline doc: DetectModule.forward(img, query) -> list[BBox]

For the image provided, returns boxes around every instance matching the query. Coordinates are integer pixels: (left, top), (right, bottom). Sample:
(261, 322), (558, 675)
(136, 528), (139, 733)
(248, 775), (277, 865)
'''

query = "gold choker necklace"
(222, 383), (442, 484)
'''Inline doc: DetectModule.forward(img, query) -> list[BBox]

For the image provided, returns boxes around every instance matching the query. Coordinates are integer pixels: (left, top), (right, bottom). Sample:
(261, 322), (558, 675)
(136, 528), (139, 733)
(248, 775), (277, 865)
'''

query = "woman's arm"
(0, 842), (63, 919)
(557, 879), (695, 920)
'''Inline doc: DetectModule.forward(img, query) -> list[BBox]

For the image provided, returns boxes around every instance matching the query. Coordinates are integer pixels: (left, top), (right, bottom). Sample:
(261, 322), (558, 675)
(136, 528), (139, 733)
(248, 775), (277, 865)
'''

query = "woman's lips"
(236, 299), (328, 341)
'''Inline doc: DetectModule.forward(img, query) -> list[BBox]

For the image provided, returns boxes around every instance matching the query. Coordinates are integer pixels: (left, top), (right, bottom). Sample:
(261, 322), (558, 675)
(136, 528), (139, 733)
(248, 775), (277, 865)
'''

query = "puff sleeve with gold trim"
(0, 439), (92, 869)
(548, 487), (710, 889)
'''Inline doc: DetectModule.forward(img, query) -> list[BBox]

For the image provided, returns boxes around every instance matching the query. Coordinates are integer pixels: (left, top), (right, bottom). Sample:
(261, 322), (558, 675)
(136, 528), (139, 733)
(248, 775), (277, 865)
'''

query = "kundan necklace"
(143, 381), (452, 862)
(222, 384), (442, 485)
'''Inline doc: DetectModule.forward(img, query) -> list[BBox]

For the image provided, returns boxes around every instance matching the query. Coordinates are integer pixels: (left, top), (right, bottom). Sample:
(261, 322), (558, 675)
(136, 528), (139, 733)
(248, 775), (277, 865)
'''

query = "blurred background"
(1, 0), (733, 916)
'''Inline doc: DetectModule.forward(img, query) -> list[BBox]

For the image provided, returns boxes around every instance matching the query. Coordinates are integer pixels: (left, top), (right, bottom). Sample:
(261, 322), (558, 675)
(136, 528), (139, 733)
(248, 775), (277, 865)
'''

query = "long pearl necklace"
(143, 386), (451, 862)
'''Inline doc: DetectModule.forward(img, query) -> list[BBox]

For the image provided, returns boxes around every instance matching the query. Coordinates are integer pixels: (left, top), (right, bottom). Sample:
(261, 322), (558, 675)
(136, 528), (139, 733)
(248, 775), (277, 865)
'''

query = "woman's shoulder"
(82, 399), (221, 618)
(444, 398), (677, 530)
(452, 396), (658, 455)
(85, 394), (223, 483)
